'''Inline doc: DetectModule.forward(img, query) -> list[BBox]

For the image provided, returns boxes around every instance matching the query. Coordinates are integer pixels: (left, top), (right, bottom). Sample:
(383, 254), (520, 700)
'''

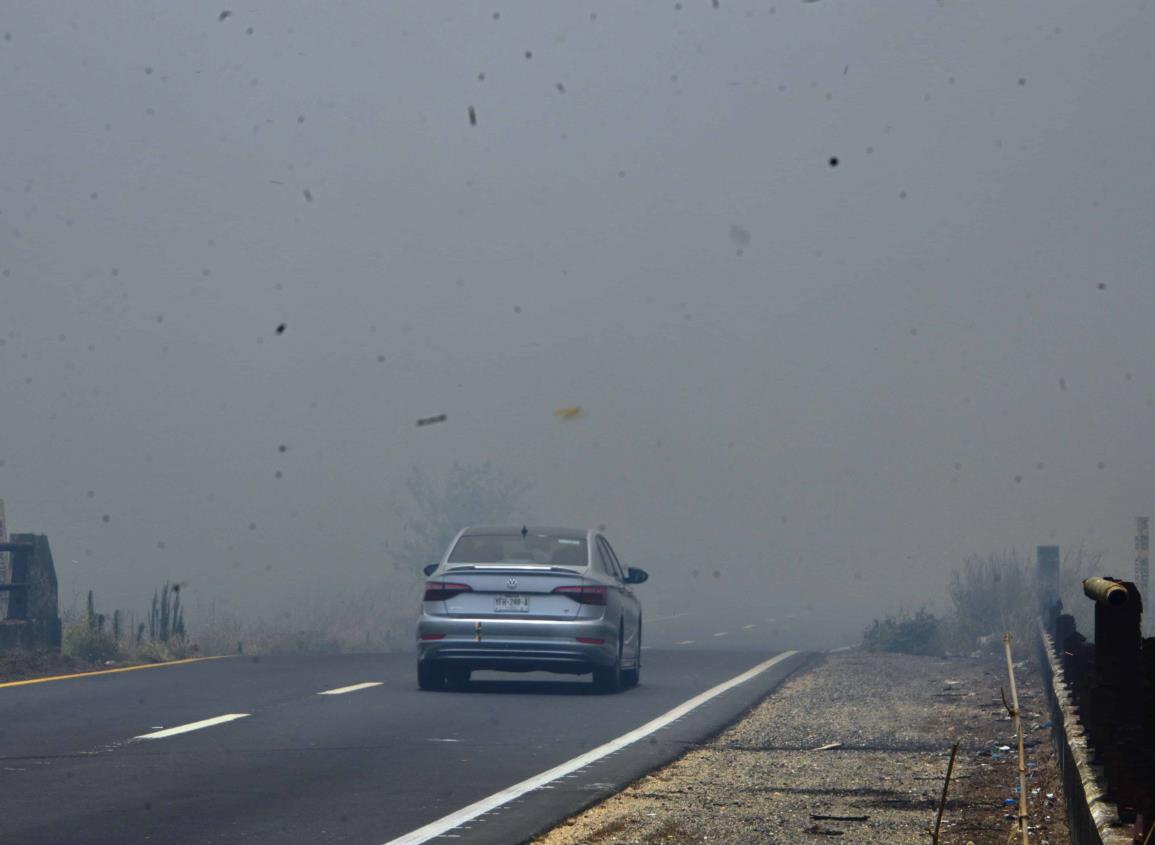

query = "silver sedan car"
(415, 525), (648, 693)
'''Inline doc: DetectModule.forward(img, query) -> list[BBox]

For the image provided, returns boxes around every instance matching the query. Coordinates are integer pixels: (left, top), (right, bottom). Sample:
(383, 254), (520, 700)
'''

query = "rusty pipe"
(1083, 576), (1129, 607)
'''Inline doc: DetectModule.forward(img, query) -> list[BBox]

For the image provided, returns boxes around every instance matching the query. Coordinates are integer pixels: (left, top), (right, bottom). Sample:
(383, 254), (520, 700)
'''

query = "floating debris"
(554, 406), (584, 420)
(417, 413), (447, 427)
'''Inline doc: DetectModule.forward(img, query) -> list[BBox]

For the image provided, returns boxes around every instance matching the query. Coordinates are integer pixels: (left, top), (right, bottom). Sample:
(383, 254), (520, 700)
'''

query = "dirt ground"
(535, 649), (1068, 845)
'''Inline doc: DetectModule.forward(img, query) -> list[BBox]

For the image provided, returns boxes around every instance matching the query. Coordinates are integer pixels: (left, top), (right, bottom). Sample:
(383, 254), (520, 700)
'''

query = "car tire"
(444, 666), (471, 691)
(593, 637), (623, 694)
(622, 624), (641, 688)
(417, 660), (444, 691)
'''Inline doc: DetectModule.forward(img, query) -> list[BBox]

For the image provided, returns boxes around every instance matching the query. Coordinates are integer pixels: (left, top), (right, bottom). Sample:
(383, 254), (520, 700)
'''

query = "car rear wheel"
(417, 660), (443, 691)
(444, 666), (471, 690)
(593, 637), (623, 694)
(622, 623), (641, 688)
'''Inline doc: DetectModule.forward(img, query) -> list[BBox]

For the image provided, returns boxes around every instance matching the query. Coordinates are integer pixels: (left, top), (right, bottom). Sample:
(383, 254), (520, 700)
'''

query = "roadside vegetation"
(48, 461), (533, 666)
(62, 582), (192, 664)
(863, 546), (1102, 656)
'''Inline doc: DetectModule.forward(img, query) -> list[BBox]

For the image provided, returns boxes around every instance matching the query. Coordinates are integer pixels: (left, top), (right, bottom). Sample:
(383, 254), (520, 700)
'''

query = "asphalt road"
(0, 616), (812, 845)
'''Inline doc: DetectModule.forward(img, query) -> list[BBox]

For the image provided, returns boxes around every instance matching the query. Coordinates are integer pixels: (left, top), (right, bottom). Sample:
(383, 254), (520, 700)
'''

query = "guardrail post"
(1083, 577), (1144, 823)
(1038, 545), (1061, 633)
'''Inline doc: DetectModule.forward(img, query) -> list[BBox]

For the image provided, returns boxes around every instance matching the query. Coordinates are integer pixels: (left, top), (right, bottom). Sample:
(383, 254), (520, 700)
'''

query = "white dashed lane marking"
(713, 632), (728, 638)
(383, 651), (799, 845)
(742, 624), (756, 630)
(318, 682), (383, 695)
(676, 640), (696, 645)
(135, 714), (249, 740)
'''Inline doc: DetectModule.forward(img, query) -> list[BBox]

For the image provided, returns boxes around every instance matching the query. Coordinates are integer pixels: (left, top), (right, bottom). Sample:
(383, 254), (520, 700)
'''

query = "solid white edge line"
(134, 713), (249, 739)
(381, 650), (800, 845)
(318, 682), (384, 695)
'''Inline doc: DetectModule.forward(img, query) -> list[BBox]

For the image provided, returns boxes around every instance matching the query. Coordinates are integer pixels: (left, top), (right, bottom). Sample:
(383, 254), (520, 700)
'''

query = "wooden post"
(1004, 633), (1029, 845)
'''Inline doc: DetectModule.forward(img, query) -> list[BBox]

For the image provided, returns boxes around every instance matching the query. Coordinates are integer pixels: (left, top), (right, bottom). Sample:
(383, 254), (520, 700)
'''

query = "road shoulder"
(534, 650), (1068, 844)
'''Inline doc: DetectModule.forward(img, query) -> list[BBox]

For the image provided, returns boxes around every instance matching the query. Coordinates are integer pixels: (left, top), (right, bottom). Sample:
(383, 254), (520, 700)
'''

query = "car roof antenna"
(521, 525), (528, 539)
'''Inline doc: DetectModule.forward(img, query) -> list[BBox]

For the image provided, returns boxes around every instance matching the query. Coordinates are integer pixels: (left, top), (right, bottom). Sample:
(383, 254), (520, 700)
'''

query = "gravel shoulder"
(535, 649), (1068, 845)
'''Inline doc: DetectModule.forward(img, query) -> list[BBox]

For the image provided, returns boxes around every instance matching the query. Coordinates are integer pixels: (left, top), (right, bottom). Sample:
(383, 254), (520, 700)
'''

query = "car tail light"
(576, 636), (605, 645)
(424, 582), (472, 602)
(419, 633), (446, 640)
(553, 585), (607, 606)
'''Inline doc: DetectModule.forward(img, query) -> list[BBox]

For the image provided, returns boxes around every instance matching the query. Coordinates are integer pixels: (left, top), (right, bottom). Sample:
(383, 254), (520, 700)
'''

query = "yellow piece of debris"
(554, 406), (584, 420)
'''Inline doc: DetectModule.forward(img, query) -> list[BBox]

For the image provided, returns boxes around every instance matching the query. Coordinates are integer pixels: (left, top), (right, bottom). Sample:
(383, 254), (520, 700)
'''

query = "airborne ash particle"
(468, 106), (477, 126)
(303, 188), (313, 202)
(828, 156), (840, 167)
(275, 323), (286, 335)
(278, 444), (287, 453)
(218, 10), (232, 21)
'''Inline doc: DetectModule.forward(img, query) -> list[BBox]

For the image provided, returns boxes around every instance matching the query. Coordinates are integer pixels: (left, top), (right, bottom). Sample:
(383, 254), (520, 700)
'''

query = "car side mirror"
(422, 562), (439, 576)
(624, 567), (648, 584)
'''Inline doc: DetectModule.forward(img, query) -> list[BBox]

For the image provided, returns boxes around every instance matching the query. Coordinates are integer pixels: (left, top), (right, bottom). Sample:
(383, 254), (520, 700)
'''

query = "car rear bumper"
(416, 613), (618, 674)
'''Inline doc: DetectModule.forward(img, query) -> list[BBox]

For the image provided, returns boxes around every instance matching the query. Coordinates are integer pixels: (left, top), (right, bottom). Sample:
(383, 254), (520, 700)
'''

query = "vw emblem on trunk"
(506, 577), (518, 590)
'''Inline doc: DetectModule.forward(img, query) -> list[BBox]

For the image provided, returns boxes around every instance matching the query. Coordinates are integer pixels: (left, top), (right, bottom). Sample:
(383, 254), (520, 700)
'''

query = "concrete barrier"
(1038, 627), (1133, 844)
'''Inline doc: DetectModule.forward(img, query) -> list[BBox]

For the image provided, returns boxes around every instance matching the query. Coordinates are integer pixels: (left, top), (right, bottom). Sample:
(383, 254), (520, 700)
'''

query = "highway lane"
(0, 620), (812, 844)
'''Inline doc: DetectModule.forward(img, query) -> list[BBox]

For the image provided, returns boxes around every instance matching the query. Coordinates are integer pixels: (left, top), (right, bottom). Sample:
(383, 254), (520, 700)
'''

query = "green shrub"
(62, 621), (121, 663)
(862, 609), (944, 656)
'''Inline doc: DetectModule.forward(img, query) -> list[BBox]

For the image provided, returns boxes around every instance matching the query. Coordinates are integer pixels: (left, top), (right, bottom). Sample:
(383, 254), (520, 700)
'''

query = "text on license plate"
(494, 594), (529, 613)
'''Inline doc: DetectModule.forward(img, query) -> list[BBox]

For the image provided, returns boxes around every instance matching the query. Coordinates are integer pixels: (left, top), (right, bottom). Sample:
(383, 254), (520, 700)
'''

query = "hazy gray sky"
(2, 1), (1153, 639)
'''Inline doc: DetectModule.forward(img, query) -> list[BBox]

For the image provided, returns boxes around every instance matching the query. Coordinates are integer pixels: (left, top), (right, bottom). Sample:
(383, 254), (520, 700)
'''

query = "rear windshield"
(448, 533), (588, 568)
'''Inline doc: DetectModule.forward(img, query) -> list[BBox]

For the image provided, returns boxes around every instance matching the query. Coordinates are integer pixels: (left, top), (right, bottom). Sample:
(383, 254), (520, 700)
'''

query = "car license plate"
(495, 594), (529, 613)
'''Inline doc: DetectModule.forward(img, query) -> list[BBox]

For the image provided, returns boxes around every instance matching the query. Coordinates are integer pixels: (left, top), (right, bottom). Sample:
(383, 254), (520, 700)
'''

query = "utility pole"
(1135, 517), (1149, 636)
(0, 499), (8, 619)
